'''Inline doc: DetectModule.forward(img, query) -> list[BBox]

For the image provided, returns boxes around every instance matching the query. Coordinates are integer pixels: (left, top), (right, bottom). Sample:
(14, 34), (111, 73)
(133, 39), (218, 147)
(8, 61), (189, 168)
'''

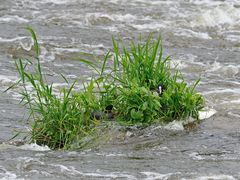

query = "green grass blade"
(100, 51), (111, 76)
(27, 27), (40, 58)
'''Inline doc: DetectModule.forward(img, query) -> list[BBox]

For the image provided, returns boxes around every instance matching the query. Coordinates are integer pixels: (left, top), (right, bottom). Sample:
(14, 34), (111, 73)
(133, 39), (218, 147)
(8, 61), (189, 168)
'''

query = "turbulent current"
(1, 0), (240, 179)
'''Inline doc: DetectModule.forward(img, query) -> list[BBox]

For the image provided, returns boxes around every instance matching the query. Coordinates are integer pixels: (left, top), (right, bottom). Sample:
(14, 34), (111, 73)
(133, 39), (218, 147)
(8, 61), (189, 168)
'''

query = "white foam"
(198, 108), (217, 120)
(170, 59), (187, 70)
(0, 74), (18, 87)
(225, 34), (240, 42)
(0, 37), (26, 43)
(141, 172), (177, 180)
(19, 39), (34, 51)
(51, 164), (80, 175)
(189, 0), (235, 6)
(85, 13), (137, 25)
(163, 107), (216, 131)
(164, 120), (184, 131)
(10, 93), (23, 101)
(0, 15), (29, 23)
(191, 5), (240, 28)
(19, 143), (50, 151)
(228, 111), (240, 118)
(131, 23), (166, 30)
(206, 61), (221, 72)
(203, 88), (240, 95)
(51, 82), (69, 88)
(206, 61), (240, 78)
(96, 152), (125, 157)
(189, 152), (204, 160)
(53, 63), (75, 67)
(0, 166), (23, 180)
(38, 0), (76, 5)
(196, 175), (237, 180)
(54, 47), (81, 53)
(49, 164), (136, 179)
(222, 99), (240, 104)
(0, 172), (19, 180)
(174, 29), (211, 39)
(113, 14), (137, 22)
(38, 46), (56, 62)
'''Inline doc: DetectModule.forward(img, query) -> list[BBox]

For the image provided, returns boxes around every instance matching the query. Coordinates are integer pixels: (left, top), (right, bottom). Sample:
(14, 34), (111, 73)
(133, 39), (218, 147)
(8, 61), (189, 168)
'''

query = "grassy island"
(10, 28), (204, 149)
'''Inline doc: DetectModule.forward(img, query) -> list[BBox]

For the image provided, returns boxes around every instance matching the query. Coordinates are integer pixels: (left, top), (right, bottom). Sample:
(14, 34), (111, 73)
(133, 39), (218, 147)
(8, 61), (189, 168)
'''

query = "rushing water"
(1, 0), (240, 179)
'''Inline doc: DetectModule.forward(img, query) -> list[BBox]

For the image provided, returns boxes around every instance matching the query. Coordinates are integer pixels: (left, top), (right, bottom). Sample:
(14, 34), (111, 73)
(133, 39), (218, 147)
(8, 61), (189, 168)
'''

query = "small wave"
(228, 111), (240, 118)
(0, 15), (29, 23)
(49, 164), (136, 179)
(141, 172), (179, 180)
(195, 175), (237, 180)
(0, 74), (18, 88)
(0, 166), (22, 180)
(37, 0), (77, 5)
(189, 152), (204, 160)
(191, 5), (240, 28)
(95, 152), (126, 157)
(0, 141), (49, 152)
(205, 61), (240, 78)
(19, 143), (50, 151)
(85, 13), (137, 26)
(19, 38), (34, 52)
(0, 37), (26, 43)
(174, 29), (211, 39)
(190, 0), (231, 6)
(203, 88), (240, 95)
(131, 23), (166, 31)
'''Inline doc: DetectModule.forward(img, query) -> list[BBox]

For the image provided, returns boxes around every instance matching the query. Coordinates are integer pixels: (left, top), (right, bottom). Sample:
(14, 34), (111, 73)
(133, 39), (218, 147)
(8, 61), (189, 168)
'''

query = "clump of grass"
(9, 29), (204, 149)
(97, 34), (204, 124)
(11, 27), (98, 149)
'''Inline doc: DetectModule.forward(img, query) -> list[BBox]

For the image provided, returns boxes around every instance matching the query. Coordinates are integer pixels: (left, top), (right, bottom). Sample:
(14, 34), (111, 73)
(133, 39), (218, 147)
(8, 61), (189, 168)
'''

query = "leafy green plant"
(97, 34), (204, 124)
(114, 84), (161, 124)
(159, 78), (204, 122)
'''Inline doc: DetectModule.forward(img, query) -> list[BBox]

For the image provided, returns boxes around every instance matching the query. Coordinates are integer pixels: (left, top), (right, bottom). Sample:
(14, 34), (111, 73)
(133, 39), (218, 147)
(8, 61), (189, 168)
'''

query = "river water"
(1, 0), (240, 179)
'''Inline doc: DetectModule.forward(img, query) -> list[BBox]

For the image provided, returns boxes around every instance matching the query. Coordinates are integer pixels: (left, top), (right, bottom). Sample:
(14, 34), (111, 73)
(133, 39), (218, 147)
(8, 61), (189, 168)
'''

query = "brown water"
(0, 0), (240, 179)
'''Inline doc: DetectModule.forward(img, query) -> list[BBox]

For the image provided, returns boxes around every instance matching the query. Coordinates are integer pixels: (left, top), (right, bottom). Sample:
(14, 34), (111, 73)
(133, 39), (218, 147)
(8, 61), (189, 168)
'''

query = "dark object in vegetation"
(91, 105), (114, 120)
(105, 104), (113, 113)
(91, 111), (104, 120)
(91, 111), (113, 120)
(151, 83), (165, 96)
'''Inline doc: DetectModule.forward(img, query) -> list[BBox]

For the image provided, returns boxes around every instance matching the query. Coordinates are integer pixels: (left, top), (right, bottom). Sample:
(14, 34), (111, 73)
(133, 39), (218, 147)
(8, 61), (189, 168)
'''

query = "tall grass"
(12, 27), (98, 149)
(111, 35), (171, 89)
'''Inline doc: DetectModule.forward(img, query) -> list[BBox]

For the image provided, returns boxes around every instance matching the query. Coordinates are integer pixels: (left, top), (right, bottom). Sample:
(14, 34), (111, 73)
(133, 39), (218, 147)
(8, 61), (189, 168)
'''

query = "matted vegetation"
(9, 28), (204, 149)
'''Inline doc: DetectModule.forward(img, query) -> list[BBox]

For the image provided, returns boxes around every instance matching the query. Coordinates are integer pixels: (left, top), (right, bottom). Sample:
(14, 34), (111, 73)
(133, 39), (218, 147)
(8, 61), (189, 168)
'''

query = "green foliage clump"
(97, 34), (204, 124)
(115, 85), (161, 124)
(9, 29), (204, 149)
(159, 80), (204, 122)
(11, 28), (98, 149)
